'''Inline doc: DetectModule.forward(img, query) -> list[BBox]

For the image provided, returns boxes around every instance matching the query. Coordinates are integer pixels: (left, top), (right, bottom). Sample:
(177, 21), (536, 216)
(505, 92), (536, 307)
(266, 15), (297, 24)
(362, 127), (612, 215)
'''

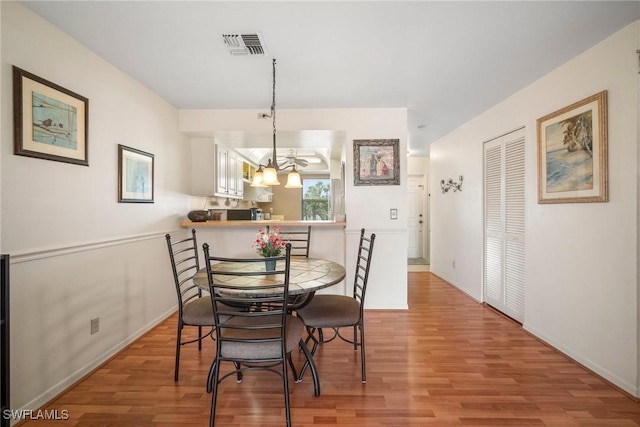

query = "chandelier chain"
(271, 59), (277, 162)
(272, 58), (276, 133)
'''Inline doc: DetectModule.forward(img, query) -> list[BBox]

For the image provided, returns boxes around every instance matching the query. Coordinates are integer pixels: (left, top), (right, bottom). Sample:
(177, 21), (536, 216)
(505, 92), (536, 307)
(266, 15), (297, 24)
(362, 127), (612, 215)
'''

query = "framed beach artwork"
(118, 144), (154, 203)
(353, 139), (400, 186)
(537, 91), (608, 204)
(13, 66), (89, 166)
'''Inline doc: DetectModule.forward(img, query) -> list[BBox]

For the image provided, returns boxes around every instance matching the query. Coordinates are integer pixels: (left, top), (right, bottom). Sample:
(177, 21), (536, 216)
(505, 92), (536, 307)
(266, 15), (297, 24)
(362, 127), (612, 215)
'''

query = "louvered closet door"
(483, 128), (525, 322)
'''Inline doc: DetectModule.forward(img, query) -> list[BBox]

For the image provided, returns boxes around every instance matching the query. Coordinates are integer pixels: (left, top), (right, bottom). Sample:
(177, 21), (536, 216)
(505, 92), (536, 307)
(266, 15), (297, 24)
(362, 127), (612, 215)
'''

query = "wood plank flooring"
(19, 272), (639, 426)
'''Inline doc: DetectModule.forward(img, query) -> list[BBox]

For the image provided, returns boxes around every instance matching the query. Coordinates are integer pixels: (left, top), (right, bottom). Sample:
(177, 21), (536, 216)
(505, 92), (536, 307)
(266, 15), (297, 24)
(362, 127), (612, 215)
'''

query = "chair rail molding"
(9, 230), (182, 264)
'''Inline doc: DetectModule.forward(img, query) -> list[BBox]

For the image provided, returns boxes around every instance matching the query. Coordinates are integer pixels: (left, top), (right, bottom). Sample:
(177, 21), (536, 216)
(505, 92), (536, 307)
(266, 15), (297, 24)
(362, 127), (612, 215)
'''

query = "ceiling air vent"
(222, 33), (267, 56)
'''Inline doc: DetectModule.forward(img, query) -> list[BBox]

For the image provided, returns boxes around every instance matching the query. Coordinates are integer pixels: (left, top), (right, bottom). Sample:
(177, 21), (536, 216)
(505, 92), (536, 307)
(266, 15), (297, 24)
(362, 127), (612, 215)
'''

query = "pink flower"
(252, 227), (288, 257)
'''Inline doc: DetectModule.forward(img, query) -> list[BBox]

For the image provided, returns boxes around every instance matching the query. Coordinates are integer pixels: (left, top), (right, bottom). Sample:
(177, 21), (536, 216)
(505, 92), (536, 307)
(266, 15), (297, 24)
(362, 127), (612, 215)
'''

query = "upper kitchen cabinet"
(242, 162), (256, 182)
(190, 140), (245, 199)
(243, 183), (273, 202)
(215, 144), (244, 199)
(214, 144), (227, 195)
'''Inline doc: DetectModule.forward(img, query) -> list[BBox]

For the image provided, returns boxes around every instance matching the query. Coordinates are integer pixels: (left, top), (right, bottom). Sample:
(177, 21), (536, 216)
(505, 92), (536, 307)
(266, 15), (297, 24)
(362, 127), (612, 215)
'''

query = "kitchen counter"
(179, 220), (346, 228)
(177, 219), (347, 295)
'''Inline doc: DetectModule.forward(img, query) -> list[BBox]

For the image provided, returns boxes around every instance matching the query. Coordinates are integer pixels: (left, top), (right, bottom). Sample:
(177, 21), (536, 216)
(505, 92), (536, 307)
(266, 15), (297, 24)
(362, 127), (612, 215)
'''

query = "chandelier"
(250, 59), (302, 189)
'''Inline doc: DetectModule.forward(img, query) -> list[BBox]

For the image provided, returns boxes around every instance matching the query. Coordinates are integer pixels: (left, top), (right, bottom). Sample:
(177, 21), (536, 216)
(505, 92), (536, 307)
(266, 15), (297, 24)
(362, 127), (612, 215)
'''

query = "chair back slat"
(203, 242), (293, 364)
(352, 228), (376, 307)
(269, 225), (312, 257)
(166, 229), (202, 316)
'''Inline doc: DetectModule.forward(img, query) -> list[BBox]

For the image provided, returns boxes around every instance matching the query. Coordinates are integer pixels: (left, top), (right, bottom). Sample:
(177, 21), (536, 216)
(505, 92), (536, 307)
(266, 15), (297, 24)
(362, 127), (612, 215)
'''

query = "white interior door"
(483, 128), (525, 322)
(407, 175), (424, 259)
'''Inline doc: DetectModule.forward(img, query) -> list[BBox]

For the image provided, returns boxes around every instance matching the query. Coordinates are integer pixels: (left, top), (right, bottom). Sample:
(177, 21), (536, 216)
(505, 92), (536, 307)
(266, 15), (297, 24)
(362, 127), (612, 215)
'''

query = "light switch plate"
(390, 208), (398, 220)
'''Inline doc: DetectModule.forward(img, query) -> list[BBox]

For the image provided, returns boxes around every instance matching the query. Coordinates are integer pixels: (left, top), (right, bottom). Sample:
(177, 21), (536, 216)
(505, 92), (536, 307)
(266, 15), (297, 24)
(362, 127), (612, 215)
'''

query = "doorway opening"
(407, 174), (429, 271)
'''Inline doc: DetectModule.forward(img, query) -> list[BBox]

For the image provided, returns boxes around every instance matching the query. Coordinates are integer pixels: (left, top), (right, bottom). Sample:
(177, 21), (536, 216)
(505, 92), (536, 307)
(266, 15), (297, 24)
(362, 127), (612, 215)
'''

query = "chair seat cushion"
(182, 298), (240, 326)
(219, 314), (304, 360)
(296, 294), (360, 328)
(182, 297), (215, 326)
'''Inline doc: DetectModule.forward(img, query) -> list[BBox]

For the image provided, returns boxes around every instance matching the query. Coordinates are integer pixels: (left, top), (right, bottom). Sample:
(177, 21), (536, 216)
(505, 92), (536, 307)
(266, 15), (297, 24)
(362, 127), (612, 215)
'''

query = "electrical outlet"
(90, 317), (99, 335)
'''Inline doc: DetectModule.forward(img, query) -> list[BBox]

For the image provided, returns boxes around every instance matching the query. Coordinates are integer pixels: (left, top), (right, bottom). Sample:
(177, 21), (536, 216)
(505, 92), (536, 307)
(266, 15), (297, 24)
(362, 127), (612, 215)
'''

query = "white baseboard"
(523, 324), (639, 398)
(11, 307), (176, 426)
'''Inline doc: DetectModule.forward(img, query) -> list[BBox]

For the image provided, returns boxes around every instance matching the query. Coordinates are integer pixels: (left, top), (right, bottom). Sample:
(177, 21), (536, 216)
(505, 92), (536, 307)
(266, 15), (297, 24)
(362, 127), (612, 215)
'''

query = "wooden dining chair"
(202, 242), (318, 427)
(295, 228), (376, 383)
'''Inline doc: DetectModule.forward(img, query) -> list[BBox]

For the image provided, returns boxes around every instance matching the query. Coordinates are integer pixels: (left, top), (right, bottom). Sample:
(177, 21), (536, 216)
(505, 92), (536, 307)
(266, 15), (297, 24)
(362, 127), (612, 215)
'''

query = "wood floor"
(20, 272), (639, 426)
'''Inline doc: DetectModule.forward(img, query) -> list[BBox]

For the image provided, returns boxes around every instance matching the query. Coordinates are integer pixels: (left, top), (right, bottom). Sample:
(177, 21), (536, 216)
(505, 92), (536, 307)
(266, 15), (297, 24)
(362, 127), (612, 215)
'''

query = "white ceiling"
(21, 1), (640, 157)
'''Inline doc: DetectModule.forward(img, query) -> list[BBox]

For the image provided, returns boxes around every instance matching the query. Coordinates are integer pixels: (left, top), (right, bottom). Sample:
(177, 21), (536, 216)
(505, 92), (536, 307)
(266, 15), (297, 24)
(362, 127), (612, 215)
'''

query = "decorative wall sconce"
(440, 175), (463, 193)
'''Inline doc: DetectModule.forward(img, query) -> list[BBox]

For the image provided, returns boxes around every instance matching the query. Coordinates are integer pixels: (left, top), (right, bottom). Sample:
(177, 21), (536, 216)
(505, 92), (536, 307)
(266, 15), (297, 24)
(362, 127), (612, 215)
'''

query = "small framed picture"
(537, 91), (608, 203)
(118, 144), (154, 203)
(13, 66), (89, 166)
(353, 139), (400, 186)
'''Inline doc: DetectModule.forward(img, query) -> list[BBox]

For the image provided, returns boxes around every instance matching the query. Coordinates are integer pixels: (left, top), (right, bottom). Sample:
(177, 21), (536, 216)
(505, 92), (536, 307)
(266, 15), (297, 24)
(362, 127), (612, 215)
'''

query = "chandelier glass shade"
(284, 165), (302, 188)
(262, 161), (280, 186)
(251, 165), (265, 187)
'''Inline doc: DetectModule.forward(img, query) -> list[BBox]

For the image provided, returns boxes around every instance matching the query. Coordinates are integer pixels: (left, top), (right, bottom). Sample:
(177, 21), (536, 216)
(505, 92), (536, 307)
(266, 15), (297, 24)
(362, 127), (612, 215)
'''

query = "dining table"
(192, 257), (346, 304)
(192, 256), (346, 396)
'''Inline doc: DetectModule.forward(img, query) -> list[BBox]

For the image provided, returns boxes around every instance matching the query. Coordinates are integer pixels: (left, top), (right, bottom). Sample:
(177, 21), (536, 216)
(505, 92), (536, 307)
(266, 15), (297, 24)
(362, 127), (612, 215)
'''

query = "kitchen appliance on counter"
(187, 210), (210, 222)
(251, 208), (263, 220)
(226, 208), (262, 221)
(208, 210), (223, 221)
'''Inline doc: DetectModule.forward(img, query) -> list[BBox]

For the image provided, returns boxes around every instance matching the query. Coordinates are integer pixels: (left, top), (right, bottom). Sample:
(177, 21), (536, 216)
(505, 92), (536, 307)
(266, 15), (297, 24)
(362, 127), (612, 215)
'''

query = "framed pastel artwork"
(537, 91), (608, 203)
(353, 139), (400, 186)
(118, 144), (154, 203)
(13, 66), (89, 166)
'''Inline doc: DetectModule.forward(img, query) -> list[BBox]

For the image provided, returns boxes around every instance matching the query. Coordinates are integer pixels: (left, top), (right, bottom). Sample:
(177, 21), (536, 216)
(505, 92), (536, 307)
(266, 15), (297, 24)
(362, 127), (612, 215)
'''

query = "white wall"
(1, 3), (191, 411)
(180, 108), (409, 309)
(430, 21), (639, 396)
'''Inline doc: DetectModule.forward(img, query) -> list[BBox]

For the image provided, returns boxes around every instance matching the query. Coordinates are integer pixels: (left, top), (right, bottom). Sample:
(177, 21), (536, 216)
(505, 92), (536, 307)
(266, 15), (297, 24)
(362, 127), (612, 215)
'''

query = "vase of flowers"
(253, 226), (287, 271)
(264, 259), (277, 271)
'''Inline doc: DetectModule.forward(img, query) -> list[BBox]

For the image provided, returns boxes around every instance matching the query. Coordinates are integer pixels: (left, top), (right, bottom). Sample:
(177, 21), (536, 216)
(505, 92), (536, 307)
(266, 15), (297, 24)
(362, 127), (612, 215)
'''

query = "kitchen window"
(302, 178), (330, 220)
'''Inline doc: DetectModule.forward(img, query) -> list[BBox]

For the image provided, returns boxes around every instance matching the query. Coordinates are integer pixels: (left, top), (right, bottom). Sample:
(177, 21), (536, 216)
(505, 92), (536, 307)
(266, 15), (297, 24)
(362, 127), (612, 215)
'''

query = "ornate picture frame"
(118, 144), (154, 203)
(353, 139), (400, 186)
(537, 91), (608, 204)
(13, 66), (89, 166)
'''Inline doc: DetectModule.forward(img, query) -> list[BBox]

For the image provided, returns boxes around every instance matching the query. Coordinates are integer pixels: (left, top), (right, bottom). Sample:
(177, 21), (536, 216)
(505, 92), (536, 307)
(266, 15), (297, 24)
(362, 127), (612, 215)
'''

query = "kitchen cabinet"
(191, 140), (254, 200)
(235, 156), (244, 199)
(214, 144), (244, 199)
(215, 144), (229, 195)
(257, 186), (273, 202)
(242, 162), (256, 182)
(243, 184), (273, 202)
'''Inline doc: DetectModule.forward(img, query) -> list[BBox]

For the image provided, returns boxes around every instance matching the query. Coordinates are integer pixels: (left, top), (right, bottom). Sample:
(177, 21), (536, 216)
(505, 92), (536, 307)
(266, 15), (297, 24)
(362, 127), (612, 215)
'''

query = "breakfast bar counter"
(179, 220), (346, 228)
(177, 219), (347, 295)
